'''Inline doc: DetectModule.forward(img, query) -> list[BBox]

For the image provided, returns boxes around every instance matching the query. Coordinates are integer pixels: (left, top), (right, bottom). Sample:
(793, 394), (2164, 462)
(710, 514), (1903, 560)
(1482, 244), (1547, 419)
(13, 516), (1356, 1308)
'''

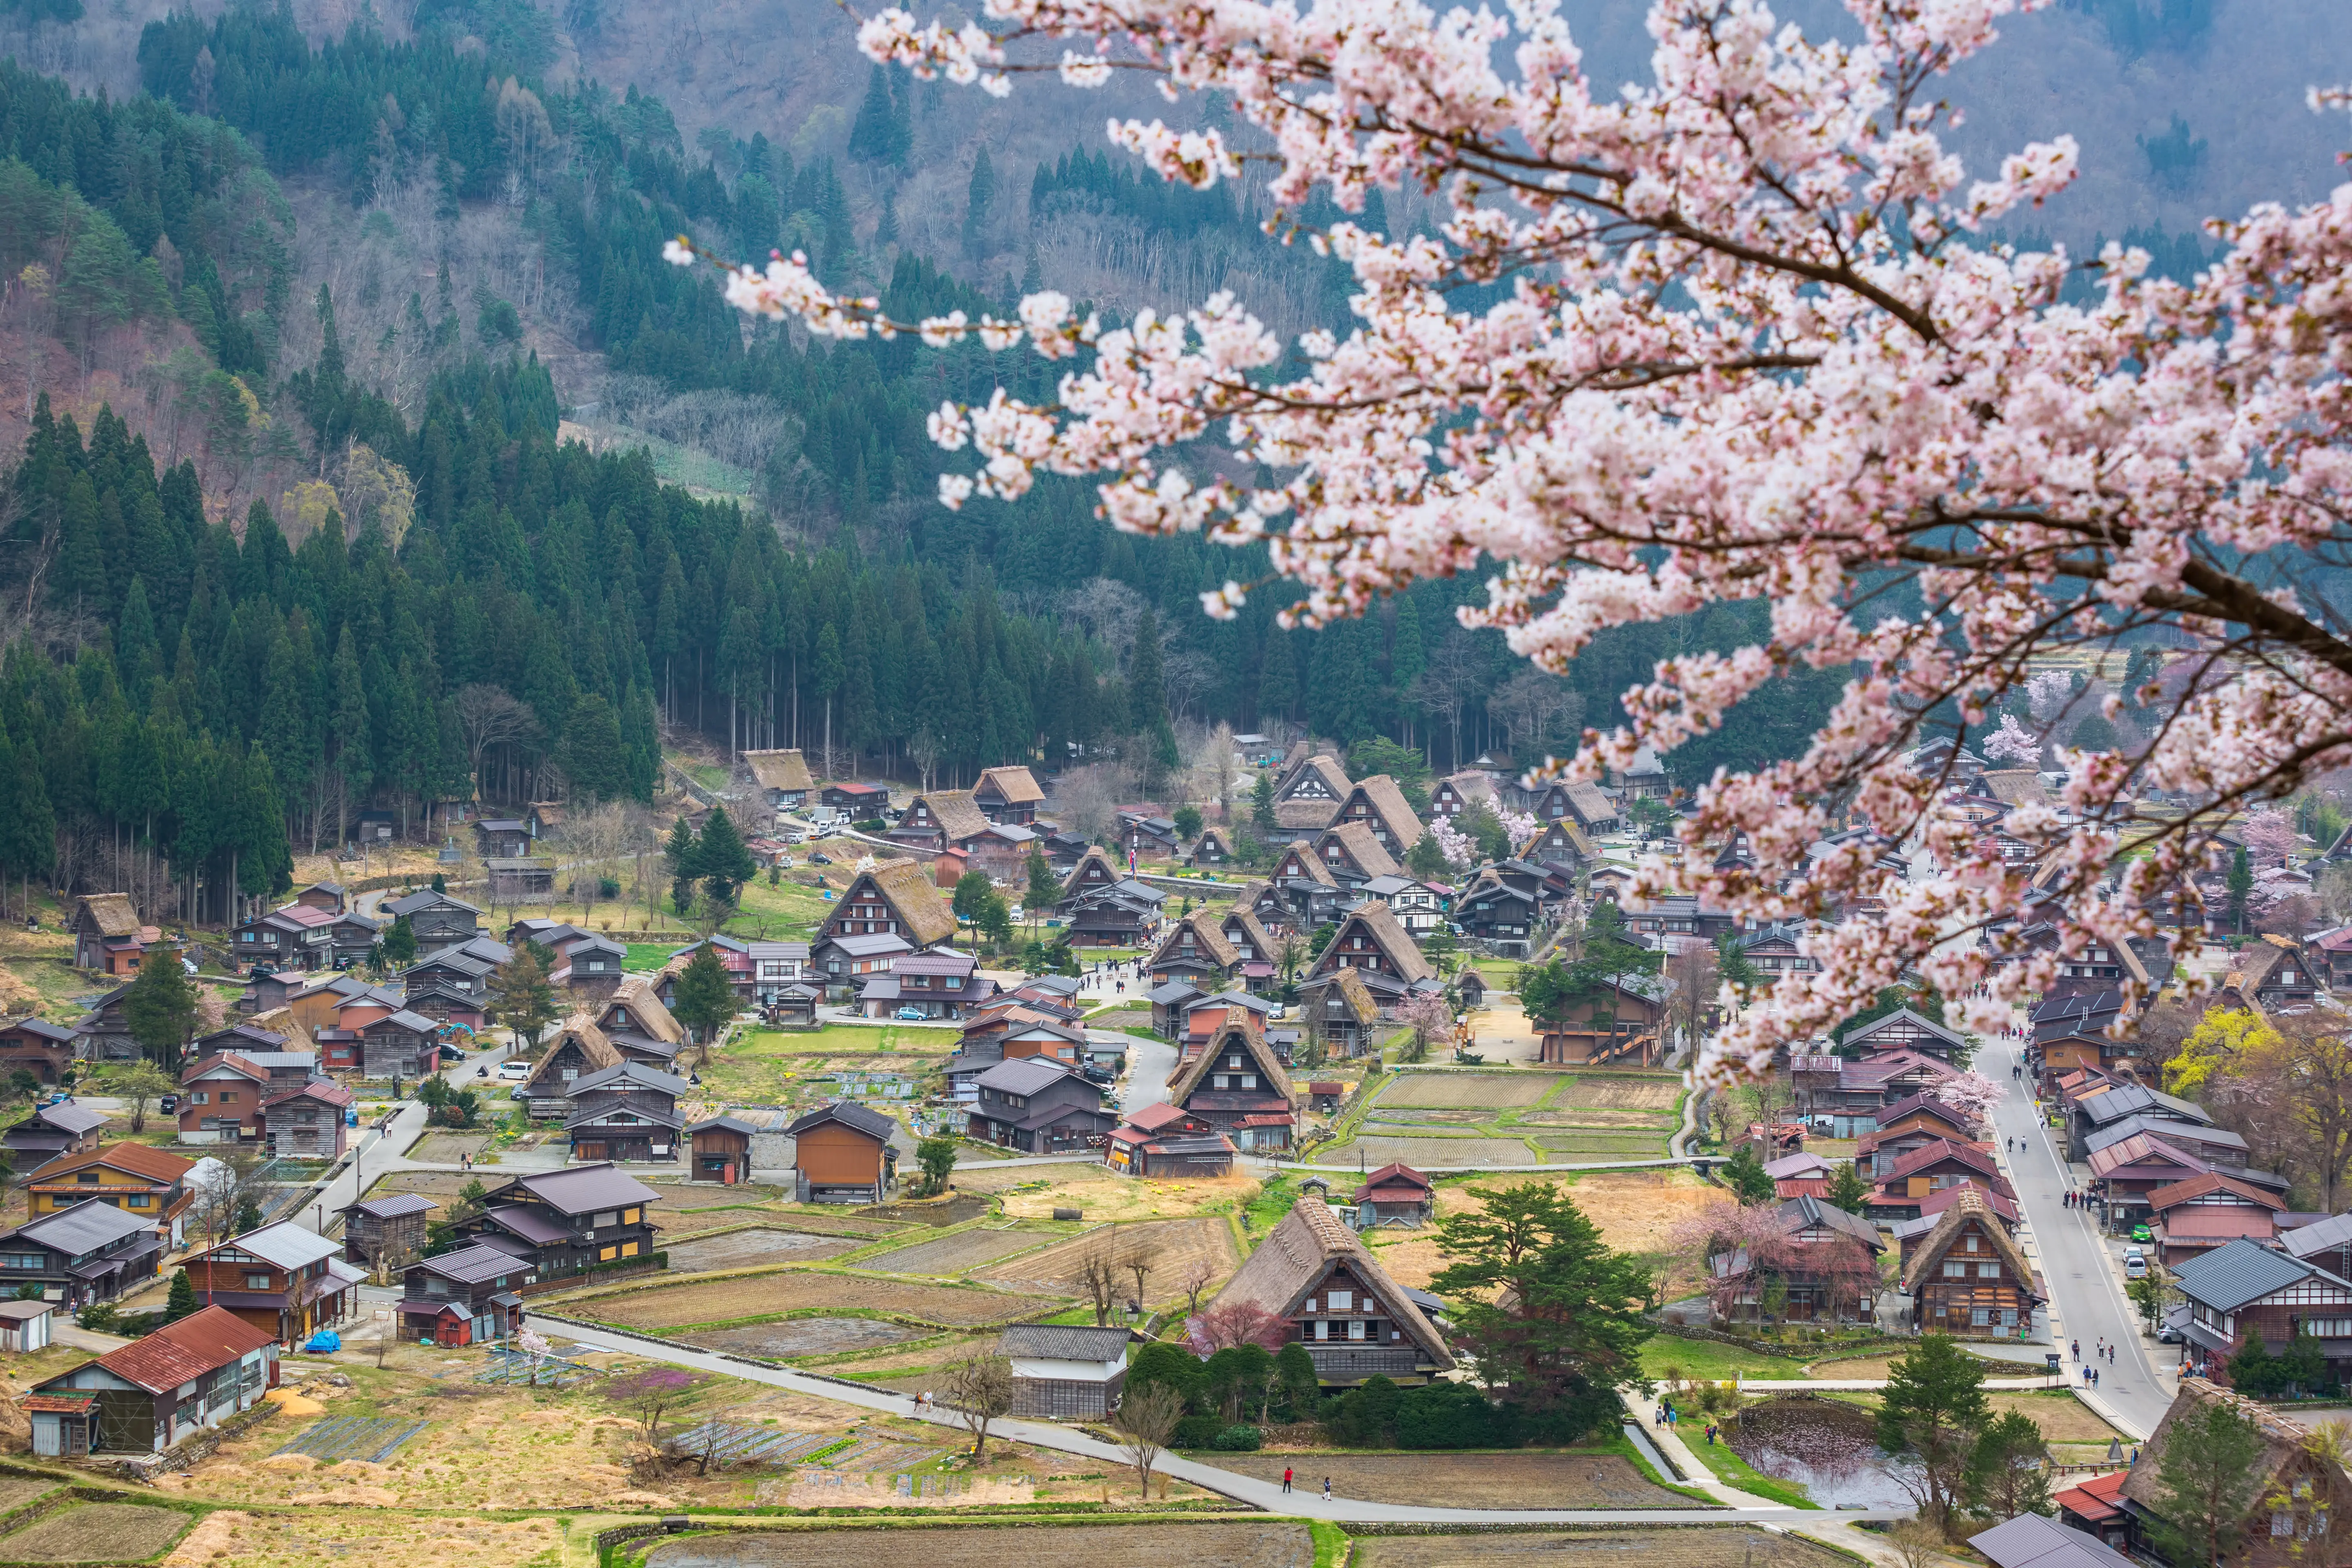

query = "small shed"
(1000, 1323), (1132, 1418)
(688, 1115), (757, 1184)
(1308, 1081), (1345, 1114)
(339, 1192), (436, 1268)
(1455, 969), (1487, 1007)
(0, 1300), (53, 1352)
(1350, 1163), (1436, 1228)
(786, 1102), (899, 1204)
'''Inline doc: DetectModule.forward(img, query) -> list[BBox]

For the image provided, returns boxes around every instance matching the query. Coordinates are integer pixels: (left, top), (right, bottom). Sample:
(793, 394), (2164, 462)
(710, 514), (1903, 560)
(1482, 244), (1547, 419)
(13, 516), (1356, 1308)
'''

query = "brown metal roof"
(89, 1305), (274, 1392)
(30, 1141), (193, 1188)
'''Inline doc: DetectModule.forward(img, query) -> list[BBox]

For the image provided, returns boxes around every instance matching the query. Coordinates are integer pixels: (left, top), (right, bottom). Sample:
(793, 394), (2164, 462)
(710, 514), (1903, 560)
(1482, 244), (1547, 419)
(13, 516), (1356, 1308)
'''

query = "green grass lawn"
(624, 942), (677, 972)
(1641, 1335), (1794, 1383)
(1676, 1434), (1819, 1508)
(735, 1025), (942, 1055)
(724, 875), (835, 941)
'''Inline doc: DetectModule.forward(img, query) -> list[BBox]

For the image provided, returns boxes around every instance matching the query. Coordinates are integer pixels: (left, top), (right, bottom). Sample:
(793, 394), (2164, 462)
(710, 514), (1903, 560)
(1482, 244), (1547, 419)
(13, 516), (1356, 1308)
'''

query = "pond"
(1726, 1396), (1915, 1509)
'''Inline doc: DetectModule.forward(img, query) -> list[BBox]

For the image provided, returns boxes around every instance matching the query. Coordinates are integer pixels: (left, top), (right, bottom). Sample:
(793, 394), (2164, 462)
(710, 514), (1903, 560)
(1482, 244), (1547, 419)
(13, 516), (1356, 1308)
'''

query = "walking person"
(1283, 1467), (1293, 1494)
(1323, 1477), (1332, 1503)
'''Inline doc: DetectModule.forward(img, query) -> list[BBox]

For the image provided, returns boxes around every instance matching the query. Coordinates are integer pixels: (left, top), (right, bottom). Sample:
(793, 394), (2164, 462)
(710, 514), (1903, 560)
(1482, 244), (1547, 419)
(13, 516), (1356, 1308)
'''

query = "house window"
(127, 1194), (150, 1208)
(1942, 1261), (1965, 1278)
(1327, 1289), (1352, 1310)
(599, 1245), (617, 1262)
(245, 1272), (271, 1290)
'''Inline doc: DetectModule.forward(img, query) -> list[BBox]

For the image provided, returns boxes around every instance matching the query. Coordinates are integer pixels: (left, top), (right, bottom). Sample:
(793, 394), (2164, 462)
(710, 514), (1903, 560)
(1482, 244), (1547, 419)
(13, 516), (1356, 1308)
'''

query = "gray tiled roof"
(507, 1162), (660, 1215)
(9, 1197), (156, 1254)
(999, 1324), (1132, 1361)
(787, 1101), (898, 1142)
(2172, 1236), (2329, 1313)
(1970, 1512), (2136, 1568)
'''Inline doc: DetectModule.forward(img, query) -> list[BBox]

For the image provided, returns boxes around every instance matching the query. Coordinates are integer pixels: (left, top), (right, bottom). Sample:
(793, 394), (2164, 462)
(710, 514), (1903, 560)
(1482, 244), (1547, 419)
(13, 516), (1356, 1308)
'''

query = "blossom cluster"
(670, 0), (2352, 1089)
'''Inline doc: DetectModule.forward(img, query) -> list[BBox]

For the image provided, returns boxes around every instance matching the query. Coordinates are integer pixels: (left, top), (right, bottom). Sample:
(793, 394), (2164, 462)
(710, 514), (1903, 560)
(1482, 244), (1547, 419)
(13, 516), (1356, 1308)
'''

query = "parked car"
(2130, 1223), (2153, 1243)
(497, 1060), (532, 1081)
(894, 1006), (928, 1022)
(2157, 1323), (2182, 1343)
(157, 1094), (180, 1114)
(2123, 1247), (2148, 1280)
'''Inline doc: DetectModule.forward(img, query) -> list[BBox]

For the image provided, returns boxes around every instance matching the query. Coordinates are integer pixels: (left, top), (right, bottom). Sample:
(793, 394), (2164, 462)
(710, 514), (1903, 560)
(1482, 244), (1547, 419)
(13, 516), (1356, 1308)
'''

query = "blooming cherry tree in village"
(674, 0), (2352, 1089)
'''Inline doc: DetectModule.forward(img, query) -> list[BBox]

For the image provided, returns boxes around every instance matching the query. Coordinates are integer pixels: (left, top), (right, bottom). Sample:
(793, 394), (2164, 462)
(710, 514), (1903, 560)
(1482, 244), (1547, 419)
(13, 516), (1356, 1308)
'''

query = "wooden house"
(67, 984), (138, 1062)
(742, 749), (815, 812)
(517, 1013), (626, 1121)
(687, 1115), (757, 1183)
(1268, 839), (1345, 926)
(1332, 776), (1425, 857)
(447, 1163), (662, 1277)
(2083, 1114), (2248, 1172)
(1210, 1194), (1451, 1385)
(787, 1102), (900, 1204)
(2089, 1134), (2288, 1228)
(563, 1062), (687, 1163)
(809, 932), (913, 1000)
(0, 1017), (77, 1086)
(747, 941), (813, 1007)
(2117, 1381), (2352, 1565)
(325, 910), (381, 967)
(1270, 753), (1352, 843)
(0, 1200), (163, 1308)
(1301, 966), (1383, 1056)
(1522, 780), (1619, 835)
(1105, 1102), (1235, 1177)
(1218, 900), (1281, 987)
(2051, 1472), (2133, 1554)
(1892, 1181), (2019, 1265)
(232, 903), (337, 971)
(1311, 821), (1403, 895)
(350, 808), (397, 844)
(1247, 877), (1296, 935)
(176, 1055), (272, 1144)
(1303, 902), (1434, 995)
(1764, 1151), (1835, 1200)
(1841, 1006), (1969, 1062)
(1456, 874), (1541, 953)
(69, 894), (152, 975)
(526, 801), (566, 840)
(400, 947), (499, 1029)
(1805, 1049), (1962, 1136)
(1615, 744), (1670, 801)
(1904, 1187), (2043, 1338)
(595, 978), (689, 1069)
(1522, 817), (1595, 872)
(382, 889), (485, 957)
(550, 935), (629, 996)
(968, 1058), (1116, 1153)
(1707, 1194), (1886, 1323)
(1856, 1094), (1978, 1178)
(178, 1220), (359, 1345)
(356, 1009), (443, 1079)
(1350, 1163), (1434, 1228)
(1120, 813), (1182, 860)
(1002, 1323), (1131, 1418)
(399, 1243), (532, 1346)
(973, 766), (1045, 825)
(1537, 973), (1669, 1065)
(1430, 771), (1497, 820)
(1730, 921), (1819, 980)
(1868, 1138), (2013, 1221)
(1056, 847), (1125, 911)
(1169, 1015), (1296, 1152)
(2173, 1239), (2352, 1386)
(0, 1303), (52, 1353)
(27, 1143), (194, 1244)
(257, 1079), (352, 1160)
(474, 819), (532, 858)
(339, 1192), (434, 1268)
(1147, 908), (1240, 989)
(1, 1100), (107, 1170)
(2065, 1080), (2216, 1160)
(859, 949), (994, 1019)
(1065, 881), (1165, 948)
(2150, 1172), (2285, 1269)
(1187, 826), (1235, 868)
(812, 858), (958, 955)
(27, 1305), (278, 1459)
(288, 882), (346, 915)
(889, 789), (989, 853)
(2282, 1210), (2352, 1282)
(2029, 987), (2133, 1091)
(485, 858), (554, 902)
(819, 780), (889, 816)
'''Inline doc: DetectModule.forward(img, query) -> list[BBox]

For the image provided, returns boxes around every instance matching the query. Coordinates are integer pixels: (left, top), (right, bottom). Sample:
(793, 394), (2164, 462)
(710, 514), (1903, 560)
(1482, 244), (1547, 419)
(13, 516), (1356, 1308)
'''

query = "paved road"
(1982, 1034), (2172, 1439)
(285, 1035), (520, 1236)
(528, 1313), (1902, 1526)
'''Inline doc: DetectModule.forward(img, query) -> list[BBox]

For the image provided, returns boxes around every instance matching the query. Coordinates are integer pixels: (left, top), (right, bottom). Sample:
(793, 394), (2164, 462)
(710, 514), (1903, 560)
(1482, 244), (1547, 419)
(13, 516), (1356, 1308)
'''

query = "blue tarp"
(302, 1330), (342, 1354)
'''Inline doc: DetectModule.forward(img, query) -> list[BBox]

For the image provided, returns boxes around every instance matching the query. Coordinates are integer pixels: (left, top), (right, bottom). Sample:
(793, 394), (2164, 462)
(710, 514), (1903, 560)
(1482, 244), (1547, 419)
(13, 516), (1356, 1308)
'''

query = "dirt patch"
(163, 1507), (560, 1568)
(647, 1521), (1316, 1568)
(410, 1133), (491, 1163)
(1214, 1451), (1689, 1508)
(581, 1272), (1056, 1329)
(1554, 1075), (1682, 1111)
(859, 1194), (992, 1226)
(1357, 1529), (1851, 1568)
(667, 1229), (862, 1272)
(1449, 1168), (1723, 1253)
(1987, 1392), (2124, 1443)
(0, 1502), (188, 1562)
(977, 1217), (1240, 1305)
(990, 1172), (1261, 1223)
(1379, 1074), (1556, 1109)
(858, 1228), (1054, 1275)
(0, 1480), (54, 1513)
(681, 1318), (920, 1359)
(1527, 1131), (1671, 1156)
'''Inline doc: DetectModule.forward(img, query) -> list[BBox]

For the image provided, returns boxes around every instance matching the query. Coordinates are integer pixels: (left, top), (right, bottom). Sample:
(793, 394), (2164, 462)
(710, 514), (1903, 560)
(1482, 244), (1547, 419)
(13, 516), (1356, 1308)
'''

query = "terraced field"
(1376, 1073), (1558, 1109)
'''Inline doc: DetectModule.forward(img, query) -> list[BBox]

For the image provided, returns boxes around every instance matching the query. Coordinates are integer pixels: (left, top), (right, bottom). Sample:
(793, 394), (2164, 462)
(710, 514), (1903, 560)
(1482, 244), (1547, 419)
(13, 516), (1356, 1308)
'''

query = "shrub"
(854, 817), (888, 834)
(1129, 1342), (1206, 1406)
(1210, 1423), (1263, 1451)
(1172, 1413), (1225, 1449)
(1395, 1382), (1524, 1449)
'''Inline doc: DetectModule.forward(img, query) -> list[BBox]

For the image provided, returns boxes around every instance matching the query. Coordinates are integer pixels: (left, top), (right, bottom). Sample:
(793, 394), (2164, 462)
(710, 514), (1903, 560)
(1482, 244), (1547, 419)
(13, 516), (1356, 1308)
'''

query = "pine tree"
(330, 626), (370, 842)
(670, 942), (737, 1054)
(165, 1268), (198, 1320)
(664, 816), (703, 913)
(560, 692), (625, 802)
(696, 807), (757, 906)
(962, 148), (996, 261)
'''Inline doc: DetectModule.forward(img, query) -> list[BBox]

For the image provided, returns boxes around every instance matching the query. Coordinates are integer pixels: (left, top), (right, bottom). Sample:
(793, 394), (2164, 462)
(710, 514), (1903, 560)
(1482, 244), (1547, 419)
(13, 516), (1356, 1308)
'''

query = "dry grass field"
(645, 1521), (1317, 1568)
(1356, 1529), (1854, 1568)
(1553, 1076), (1682, 1111)
(0, 1503), (187, 1563)
(666, 1230), (865, 1272)
(1378, 1074), (1557, 1109)
(1210, 1452), (1687, 1508)
(983, 1170), (1263, 1223)
(580, 1271), (1058, 1329)
(1370, 1169), (1724, 1289)
(977, 1217), (1240, 1306)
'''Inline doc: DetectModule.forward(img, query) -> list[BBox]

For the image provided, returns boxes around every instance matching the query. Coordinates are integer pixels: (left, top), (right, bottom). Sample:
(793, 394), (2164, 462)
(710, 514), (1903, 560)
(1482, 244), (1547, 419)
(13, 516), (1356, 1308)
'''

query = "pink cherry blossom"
(667, 0), (2352, 1092)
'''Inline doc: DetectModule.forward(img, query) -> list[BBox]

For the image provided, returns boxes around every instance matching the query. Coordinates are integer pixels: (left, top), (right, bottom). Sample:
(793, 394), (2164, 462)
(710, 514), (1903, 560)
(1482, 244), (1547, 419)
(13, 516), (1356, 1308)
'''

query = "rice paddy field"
(1317, 1069), (1681, 1166)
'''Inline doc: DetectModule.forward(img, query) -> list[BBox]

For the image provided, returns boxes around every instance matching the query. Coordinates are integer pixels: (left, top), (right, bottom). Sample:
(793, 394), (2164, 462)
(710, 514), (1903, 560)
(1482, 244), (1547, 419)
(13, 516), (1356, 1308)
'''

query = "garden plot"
(0, 1481), (54, 1515)
(582, 1272), (1056, 1329)
(855, 1228), (1049, 1275)
(647, 1521), (1316, 1568)
(1358, 1530), (1852, 1568)
(983, 1171), (1260, 1223)
(1553, 1075), (1682, 1111)
(272, 1415), (430, 1464)
(667, 1229), (863, 1272)
(1378, 1073), (1556, 1109)
(682, 1318), (919, 1359)
(1323, 1135), (1539, 1167)
(1528, 1130), (1672, 1158)
(976, 1217), (1239, 1304)
(0, 1502), (188, 1562)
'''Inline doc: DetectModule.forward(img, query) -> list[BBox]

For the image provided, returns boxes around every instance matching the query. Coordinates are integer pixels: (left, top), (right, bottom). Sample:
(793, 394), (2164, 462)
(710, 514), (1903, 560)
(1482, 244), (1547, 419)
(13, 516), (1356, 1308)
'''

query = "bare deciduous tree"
(1114, 1381), (1184, 1499)
(1177, 1258), (1217, 1320)
(1120, 1242), (1160, 1312)
(942, 1353), (1016, 1461)
(454, 685), (541, 804)
(1077, 1247), (1123, 1327)
(1056, 762), (1136, 845)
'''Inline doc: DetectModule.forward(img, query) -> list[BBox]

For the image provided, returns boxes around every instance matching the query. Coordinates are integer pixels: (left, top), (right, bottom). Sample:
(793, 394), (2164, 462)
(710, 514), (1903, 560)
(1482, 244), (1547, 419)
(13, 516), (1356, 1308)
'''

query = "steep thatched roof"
(1170, 1011), (1295, 1105)
(1059, 847), (1121, 904)
(1213, 1195), (1450, 1365)
(1274, 799), (1340, 833)
(599, 975), (685, 1045)
(742, 750), (815, 791)
(976, 766), (1044, 806)
(1278, 754), (1352, 802)
(1150, 907), (1240, 971)
(75, 894), (141, 938)
(1907, 1186), (2040, 1300)
(519, 1012), (621, 1093)
(909, 789), (992, 843)
(857, 858), (960, 948)
(1316, 821), (1400, 879)
(1220, 902), (1277, 961)
(2120, 1378), (2344, 1519)
(1345, 775), (1425, 849)
(1309, 900), (1435, 984)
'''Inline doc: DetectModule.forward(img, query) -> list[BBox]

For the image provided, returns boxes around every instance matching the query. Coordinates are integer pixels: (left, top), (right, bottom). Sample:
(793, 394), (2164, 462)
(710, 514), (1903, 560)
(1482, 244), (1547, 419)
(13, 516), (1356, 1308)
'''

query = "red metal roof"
(2055, 1469), (2128, 1523)
(90, 1305), (274, 1392)
(22, 1393), (94, 1413)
